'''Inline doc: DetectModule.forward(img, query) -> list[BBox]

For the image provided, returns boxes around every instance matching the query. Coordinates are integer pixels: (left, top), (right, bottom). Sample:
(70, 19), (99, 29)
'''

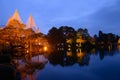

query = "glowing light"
(26, 15), (40, 33)
(12, 9), (22, 23)
(118, 38), (120, 44)
(66, 39), (72, 43)
(44, 46), (48, 52)
(67, 52), (72, 56)
(38, 42), (41, 45)
(76, 38), (85, 43)
(26, 50), (29, 53)
(77, 49), (85, 58)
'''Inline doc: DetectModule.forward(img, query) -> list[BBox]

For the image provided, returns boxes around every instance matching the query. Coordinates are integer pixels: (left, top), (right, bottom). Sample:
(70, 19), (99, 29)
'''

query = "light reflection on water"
(13, 55), (48, 80)
(13, 48), (120, 80)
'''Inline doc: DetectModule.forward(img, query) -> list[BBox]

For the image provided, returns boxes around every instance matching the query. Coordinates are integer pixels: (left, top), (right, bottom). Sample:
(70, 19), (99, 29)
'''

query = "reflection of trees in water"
(48, 46), (118, 67)
(48, 52), (65, 66)
(12, 55), (47, 80)
(48, 50), (90, 67)
(98, 45), (117, 60)
(77, 53), (90, 66)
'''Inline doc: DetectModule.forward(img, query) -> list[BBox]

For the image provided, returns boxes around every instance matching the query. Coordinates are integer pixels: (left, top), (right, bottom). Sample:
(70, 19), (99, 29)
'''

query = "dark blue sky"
(0, 0), (120, 36)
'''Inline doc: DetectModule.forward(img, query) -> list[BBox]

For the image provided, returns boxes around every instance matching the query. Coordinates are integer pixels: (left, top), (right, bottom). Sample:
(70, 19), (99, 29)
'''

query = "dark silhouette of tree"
(47, 27), (65, 51)
(59, 26), (76, 39)
(77, 28), (91, 40)
(47, 26), (76, 51)
(98, 30), (103, 37)
(48, 51), (66, 66)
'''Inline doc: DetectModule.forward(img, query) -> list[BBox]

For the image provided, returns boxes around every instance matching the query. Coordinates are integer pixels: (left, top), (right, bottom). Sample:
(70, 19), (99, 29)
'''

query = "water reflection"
(49, 45), (119, 67)
(0, 45), (120, 80)
(12, 55), (48, 80)
(117, 45), (120, 51)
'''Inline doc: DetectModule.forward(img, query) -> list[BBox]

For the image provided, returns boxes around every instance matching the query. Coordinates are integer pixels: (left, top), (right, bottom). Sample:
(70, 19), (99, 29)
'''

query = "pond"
(37, 51), (120, 80)
(13, 46), (120, 80)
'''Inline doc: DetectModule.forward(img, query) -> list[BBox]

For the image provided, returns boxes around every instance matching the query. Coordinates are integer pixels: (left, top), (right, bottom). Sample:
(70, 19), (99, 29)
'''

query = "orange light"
(67, 52), (72, 57)
(26, 50), (29, 53)
(44, 46), (48, 51)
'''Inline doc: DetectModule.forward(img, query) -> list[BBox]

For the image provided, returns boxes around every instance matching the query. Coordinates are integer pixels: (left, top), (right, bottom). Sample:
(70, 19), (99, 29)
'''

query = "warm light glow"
(67, 52), (72, 56)
(118, 38), (120, 44)
(77, 52), (85, 58)
(117, 45), (120, 51)
(26, 50), (29, 53)
(66, 39), (72, 43)
(12, 9), (22, 23)
(76, 38), (85, 43)
(6, 9), (22, 26)
(44, 46), (48, 52)
(77, 49), (85, 58)
(38, 42), (41, 45)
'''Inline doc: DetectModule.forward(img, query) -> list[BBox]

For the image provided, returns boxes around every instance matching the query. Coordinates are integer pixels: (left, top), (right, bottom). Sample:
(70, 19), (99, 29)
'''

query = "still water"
(14, 47), (120, 80)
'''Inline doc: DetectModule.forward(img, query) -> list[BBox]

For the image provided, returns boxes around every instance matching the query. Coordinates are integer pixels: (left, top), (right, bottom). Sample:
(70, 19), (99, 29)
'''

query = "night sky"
(0, 0), (120, 36)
